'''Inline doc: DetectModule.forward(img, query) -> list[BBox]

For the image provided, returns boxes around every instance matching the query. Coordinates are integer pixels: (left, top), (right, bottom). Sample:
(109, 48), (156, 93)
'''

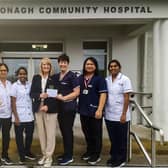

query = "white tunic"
(0, 80), (12, 118)
(104, 72), (133, 121)
(11, 80), (34, 122)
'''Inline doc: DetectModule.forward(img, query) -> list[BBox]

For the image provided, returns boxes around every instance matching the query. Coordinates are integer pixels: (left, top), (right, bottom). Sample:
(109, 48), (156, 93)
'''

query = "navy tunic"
(78, 75), (107, 117)
(52, 71), (79, 113)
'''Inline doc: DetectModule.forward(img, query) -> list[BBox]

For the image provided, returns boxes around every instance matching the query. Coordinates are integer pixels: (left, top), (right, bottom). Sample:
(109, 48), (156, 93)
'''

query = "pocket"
(88, 104), (98, 116)
(62, 101), (76, 112)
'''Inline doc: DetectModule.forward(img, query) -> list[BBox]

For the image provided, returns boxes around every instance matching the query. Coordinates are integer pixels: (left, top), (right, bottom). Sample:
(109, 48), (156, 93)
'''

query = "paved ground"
(0, 136), (167, 167)
(0, 115), (168, 167)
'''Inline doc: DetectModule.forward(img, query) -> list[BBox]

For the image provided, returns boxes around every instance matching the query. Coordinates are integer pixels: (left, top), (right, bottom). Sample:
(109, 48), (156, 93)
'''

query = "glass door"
(2, 52), (60, 82)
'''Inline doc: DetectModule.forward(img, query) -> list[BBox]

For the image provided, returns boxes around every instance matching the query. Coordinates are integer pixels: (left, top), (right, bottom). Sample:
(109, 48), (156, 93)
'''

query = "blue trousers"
(0, 117), (12, 158)
(105, 120), (129, 163)
(58, 112), (75, 158)
(80, 115), (102, 157)
(14, 121), (34, 160)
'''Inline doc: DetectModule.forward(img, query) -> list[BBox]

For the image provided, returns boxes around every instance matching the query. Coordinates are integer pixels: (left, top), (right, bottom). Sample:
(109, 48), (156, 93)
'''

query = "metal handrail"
(131, 92), (152, 98)
(130, 98), (164, 168)
(130, 131), (151, 165)
(130, 99), (164, 144)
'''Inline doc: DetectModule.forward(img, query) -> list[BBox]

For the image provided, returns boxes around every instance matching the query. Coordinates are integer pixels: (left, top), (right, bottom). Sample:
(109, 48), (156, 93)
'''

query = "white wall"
(65, 37), (83, 71)
(112, 37), (138, 90)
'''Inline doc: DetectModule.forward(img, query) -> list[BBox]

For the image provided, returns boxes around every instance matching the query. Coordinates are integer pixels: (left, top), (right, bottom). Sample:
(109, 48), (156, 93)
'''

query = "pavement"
(0, 114), (168, 167)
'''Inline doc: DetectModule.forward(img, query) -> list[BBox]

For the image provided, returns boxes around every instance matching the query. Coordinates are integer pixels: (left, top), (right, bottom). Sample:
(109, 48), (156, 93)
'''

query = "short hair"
(39, 57), (53, 75)
(82, 57), (99, 76)
(16, 67), (27, 76)
(108, 59), (121, 71)
(58, 53), (70, 63)
(0, 63), (9, 72)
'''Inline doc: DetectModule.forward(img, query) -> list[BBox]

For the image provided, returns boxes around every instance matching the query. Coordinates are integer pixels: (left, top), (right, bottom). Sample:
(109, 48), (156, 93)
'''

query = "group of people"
(0, 53), (132, 167)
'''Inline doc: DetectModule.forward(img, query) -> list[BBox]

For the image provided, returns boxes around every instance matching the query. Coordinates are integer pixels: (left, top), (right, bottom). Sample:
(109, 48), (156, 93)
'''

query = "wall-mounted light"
(32, 44), (48, 49)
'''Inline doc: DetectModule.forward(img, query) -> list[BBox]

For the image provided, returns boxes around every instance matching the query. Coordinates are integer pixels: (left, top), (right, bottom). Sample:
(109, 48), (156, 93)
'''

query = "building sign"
(0, 0), (167, 19)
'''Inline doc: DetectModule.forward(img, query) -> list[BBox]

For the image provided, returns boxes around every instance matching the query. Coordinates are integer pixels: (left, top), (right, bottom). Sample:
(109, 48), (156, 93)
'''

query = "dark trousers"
(57, 112), (75, 158)
(14, 121), (34, 159)
(0, 118), (12, 158)
(80, 115), (102, 157)
(105, 120), (129, 163)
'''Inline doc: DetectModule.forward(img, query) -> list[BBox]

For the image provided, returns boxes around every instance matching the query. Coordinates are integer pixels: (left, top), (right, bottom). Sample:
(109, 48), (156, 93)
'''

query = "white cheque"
(47, 89), (58, 97)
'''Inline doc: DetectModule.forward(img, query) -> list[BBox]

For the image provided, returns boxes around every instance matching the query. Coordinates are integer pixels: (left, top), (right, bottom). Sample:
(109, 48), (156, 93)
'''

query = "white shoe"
(44, 157), (53, 167)
(38, 156), (46, 165)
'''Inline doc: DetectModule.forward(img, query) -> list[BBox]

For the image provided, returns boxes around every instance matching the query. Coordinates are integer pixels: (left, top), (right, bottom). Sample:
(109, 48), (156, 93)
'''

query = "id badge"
(83, 89), (88, 95)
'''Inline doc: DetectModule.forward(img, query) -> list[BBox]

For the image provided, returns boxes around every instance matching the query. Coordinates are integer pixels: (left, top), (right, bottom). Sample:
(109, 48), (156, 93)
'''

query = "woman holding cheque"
(52, 54), (80, 166)
(30, 57), (58, 168)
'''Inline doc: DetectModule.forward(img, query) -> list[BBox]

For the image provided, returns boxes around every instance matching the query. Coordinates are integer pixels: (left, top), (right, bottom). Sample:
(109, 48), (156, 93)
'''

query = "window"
(83, 41), (107, 77)
(1, 42), (64, 81)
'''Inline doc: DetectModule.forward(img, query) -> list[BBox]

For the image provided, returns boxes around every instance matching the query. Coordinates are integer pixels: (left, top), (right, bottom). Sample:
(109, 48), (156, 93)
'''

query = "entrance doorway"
(0, 42), (64, 82)
(1, 52), (60, 82)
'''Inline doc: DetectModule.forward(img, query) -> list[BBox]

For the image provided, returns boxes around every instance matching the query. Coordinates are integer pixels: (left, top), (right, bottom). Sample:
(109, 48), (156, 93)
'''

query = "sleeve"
(71, 72), (80, 89)
(123, 77), (133, 93)
(10, 83), (17, 98)
(30, 75), (41, 100)
(98, 76), (108, 93)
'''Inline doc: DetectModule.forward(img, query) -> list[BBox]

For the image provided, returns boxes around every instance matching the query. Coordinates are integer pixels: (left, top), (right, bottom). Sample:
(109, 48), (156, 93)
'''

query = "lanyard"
(84, 78), (91, 88)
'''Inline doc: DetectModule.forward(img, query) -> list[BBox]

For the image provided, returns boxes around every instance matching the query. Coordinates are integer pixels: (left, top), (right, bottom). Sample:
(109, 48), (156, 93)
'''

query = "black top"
(52, 71), (79, 114)
(30, 74), (58, 113)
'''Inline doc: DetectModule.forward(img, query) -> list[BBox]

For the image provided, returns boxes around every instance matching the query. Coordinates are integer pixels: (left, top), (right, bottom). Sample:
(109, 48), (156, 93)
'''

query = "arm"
(30, 75), (48, 100)
(57, 86), (80, 101)
(11, 96), (20, 126)
(30, 75), (41, 100)
(120, 93), (130, 123)
(95, 92), (107, 119)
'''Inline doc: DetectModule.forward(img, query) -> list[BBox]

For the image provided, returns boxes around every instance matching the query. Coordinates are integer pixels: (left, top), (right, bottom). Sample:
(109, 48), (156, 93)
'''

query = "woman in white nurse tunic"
(104, 59), (132, 167)
(11, 67), (35, 164)
(0, 63), (13, 165)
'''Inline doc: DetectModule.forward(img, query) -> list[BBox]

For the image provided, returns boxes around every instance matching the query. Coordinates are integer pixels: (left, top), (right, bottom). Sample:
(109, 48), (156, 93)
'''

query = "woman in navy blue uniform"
(78, 57), (107, 165)
(52, 54), (80, 166)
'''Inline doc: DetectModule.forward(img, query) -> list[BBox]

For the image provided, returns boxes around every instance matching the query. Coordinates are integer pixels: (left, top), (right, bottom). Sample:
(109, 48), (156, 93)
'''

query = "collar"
(0, 80), (9, 86)
(116, 72), (122, 79)
(16, 80), (28, 85)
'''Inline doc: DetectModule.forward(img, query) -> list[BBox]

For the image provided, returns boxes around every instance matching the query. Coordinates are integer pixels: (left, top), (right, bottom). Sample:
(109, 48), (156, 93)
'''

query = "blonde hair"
(39, 57), (53, 76)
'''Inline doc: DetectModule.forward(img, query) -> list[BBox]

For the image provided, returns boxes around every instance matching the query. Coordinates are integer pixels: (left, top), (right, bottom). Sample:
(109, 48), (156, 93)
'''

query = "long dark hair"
(82, 57), (99, 76)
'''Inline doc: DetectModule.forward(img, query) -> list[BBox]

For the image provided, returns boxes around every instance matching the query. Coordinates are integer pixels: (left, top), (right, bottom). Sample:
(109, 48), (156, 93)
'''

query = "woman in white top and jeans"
(0, 63), (13, 165)
(11, 67), (35, 164)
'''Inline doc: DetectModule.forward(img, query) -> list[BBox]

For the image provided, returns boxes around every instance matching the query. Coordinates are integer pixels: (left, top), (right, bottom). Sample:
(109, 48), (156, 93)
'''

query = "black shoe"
(58, 157), (74, 165)
(111, 161), (126, 167)
(88, 155), (101, 165)
(106, 157), (115, 166)
(19, 157), (25, 164)
(1, 157), (13, 165)
(25, 153), (36, 160)
(81, 152), (91, 161)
